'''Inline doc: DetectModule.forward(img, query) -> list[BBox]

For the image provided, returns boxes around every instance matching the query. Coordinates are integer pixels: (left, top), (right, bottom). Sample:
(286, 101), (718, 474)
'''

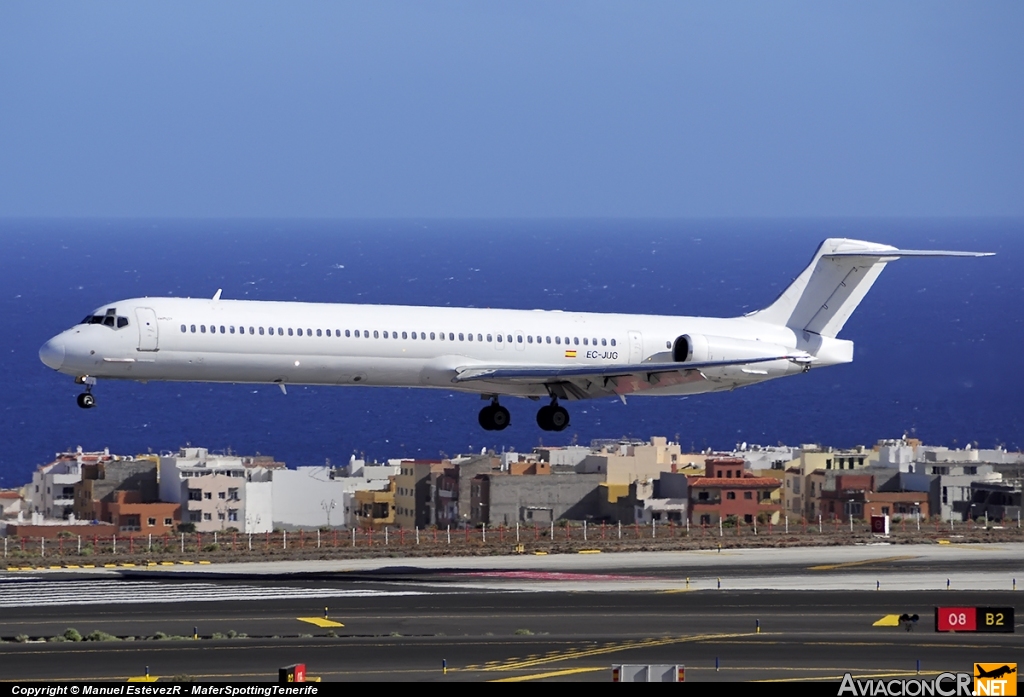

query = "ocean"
(1, 218), (1021, 487)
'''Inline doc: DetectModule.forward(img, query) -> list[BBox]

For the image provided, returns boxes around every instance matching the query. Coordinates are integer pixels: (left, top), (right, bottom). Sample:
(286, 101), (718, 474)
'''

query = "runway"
(0, 544), (1020, 682)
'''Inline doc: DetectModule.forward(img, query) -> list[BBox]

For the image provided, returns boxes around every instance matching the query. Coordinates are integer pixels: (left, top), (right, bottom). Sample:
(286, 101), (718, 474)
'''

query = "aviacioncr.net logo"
(838, 672), (973, 696)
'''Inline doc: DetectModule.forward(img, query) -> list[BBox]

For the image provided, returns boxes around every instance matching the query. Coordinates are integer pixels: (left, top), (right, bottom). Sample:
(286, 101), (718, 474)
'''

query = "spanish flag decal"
(564, 350), (577, 358)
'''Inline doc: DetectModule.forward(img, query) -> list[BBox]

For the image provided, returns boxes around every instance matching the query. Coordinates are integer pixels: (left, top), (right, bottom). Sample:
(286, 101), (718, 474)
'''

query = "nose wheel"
(537, 400), (570, 432)
(478, 400), (511, 431)
(75, 376), (96, 409)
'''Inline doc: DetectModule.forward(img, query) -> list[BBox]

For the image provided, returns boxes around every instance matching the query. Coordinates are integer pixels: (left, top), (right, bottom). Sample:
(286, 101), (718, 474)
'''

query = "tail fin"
(747, 238), (992, 338)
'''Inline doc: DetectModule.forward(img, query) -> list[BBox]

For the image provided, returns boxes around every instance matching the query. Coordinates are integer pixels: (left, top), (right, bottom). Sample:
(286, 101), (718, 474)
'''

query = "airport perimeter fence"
(3, 513), (1022, 565)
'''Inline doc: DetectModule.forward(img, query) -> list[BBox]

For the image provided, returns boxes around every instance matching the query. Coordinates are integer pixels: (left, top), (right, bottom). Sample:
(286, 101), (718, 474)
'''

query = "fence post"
(283, 530), (287, 550)
(416, 527), (420, 545)
(583, 520), (587, 541)
(248, 533), (252, 551)
(352, 528), (356, 547)
(719, 518), (723, 537)
(181, 532), (184, 553)
(447, 525), (451, 545)
(551, 520), (555, 540)
(41, 537), (45, 558)
(384, 527), (389, 546)
(482, 524), (486, 543)
(148, 534), (152, 552)
(112, 534), (116, 555)
(618, 521), (622, 539)
(818, 515), (822, 533)
(516, 522), (520, 543)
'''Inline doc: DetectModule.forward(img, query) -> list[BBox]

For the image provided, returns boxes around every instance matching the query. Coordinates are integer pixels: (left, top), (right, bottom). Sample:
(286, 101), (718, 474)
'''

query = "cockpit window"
(80, 308), (130, 330)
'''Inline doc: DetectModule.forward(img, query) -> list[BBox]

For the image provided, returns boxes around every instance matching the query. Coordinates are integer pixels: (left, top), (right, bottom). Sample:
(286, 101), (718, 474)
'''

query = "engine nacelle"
(673, 333), (792, 364)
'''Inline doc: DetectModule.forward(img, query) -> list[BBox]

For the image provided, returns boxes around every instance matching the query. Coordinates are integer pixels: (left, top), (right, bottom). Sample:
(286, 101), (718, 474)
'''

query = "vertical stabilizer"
(748, 238), (992, 338)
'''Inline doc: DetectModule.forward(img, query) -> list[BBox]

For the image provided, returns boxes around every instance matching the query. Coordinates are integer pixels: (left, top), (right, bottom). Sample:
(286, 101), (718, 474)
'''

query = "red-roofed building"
(689, 457), (782, 526)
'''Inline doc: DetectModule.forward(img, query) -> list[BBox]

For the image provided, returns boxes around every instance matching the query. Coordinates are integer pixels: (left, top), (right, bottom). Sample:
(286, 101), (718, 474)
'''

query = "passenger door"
(135, 307), (159, 351)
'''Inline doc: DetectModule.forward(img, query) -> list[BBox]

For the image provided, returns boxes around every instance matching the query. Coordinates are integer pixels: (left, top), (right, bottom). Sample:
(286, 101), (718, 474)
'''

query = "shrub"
(85, 630), (120, 642)
(63, 628), (82, 642)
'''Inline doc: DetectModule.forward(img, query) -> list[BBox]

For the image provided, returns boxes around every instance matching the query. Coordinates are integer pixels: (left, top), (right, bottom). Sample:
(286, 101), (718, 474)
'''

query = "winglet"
(212, 289), (223, 301)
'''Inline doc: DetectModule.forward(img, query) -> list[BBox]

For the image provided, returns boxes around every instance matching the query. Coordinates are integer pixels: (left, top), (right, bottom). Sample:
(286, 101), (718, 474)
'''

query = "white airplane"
(39, 238), (990, 432)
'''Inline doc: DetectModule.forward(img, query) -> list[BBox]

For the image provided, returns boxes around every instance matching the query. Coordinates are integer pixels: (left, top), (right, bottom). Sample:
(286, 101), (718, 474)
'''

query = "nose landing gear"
(536, 399), (570, 432)
(478, 399), (511, 431)
(75, 376), (97, 409)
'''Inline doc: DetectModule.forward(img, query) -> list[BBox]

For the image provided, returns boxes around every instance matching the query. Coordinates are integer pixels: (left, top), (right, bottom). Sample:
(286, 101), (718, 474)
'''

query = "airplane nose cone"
(39, 338), (65, 370)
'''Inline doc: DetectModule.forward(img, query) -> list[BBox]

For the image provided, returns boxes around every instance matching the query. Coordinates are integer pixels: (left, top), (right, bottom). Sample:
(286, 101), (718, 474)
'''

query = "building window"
(190, 512), (201, 522)
(726, 492), (736, 500)
(148, 518), (156, 526)
(744, 491), (753, 499)
(228, 510), (238, 522)
(164, 518), (173, 526)
(204, 492), (212, 500)
(188, 490), (202, 501)
(218, 491), (226, 499)
(744, 514), (753, 524)
(203, 513), (212, 521)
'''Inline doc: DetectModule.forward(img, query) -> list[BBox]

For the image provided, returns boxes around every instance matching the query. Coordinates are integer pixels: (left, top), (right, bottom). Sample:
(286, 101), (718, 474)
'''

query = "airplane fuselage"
(40, 296), (823, 398)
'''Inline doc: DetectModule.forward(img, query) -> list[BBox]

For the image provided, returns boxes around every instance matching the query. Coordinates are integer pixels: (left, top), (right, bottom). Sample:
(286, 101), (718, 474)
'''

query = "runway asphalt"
(0, 544), (1021, 682)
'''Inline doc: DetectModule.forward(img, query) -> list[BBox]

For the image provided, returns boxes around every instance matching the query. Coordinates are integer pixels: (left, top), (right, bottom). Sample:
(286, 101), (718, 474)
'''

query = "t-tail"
(747, 238), (993, 339)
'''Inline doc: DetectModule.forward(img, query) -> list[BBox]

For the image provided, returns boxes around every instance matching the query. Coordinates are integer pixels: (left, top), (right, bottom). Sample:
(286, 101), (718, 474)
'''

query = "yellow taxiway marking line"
(126, 676), (159, 682)
(809, 555), (917, 571)
(757, 671), (942, 683)
(121, 563), (136, 568)
(180, 561), (195, 565)
(296, 617), (345, 628)
(482, 632), (758, 672)
(660, 588), (696, 594)
(577, 550), (601, 554)
(160, 562), (175, 566)
(872, 614), (901, 627)
(490, 666), (605, 682)
(199, 560), (211, 564)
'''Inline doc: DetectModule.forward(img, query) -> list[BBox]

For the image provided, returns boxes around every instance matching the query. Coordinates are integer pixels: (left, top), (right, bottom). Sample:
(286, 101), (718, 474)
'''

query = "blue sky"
(1, 2), (1021, 218)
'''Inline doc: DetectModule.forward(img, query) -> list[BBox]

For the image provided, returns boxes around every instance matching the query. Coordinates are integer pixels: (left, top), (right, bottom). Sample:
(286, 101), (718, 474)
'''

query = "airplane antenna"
(212, 289), (223, 301)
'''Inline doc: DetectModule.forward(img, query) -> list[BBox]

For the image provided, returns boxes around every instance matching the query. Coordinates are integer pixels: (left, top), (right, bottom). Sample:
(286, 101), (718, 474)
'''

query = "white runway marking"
(0, 579), (423, 607)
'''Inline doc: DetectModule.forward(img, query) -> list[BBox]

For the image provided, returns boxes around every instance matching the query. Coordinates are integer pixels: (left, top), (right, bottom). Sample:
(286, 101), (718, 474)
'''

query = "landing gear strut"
(536, 399), (570, 432)
(478, 399), (511, 431)
(75, 376), (96, 409)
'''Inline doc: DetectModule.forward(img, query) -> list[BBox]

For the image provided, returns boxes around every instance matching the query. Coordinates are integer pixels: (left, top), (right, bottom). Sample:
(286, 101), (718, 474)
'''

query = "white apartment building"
(28, 447), (121, 520)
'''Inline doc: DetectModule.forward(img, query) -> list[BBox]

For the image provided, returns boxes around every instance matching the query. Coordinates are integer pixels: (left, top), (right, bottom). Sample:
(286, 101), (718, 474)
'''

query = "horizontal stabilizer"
(824, 249), (993, 258)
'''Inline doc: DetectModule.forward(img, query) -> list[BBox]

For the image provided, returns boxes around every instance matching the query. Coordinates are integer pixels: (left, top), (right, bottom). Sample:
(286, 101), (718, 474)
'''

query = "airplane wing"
(452, 354), (807, 400)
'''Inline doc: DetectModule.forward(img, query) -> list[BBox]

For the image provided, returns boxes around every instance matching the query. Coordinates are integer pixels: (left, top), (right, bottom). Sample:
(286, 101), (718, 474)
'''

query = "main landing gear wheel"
(478, 403), (511, 431)
(536, 403), (570, 432)
(76, 393), (96, 409)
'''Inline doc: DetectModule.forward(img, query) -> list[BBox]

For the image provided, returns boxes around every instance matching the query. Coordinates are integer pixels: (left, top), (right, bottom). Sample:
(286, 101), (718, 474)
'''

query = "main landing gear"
(478, 399), (511, 431)
(75, 376), (96, 409)
(536, 399), (570, 432)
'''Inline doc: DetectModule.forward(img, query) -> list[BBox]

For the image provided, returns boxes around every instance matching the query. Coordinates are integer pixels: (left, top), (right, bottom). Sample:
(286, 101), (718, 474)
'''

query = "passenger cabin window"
(181, 324), (186, 333)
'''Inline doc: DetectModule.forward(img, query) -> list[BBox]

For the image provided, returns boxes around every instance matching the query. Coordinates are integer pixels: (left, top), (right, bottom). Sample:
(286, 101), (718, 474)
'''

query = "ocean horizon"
(2, 217), (1021, 487)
